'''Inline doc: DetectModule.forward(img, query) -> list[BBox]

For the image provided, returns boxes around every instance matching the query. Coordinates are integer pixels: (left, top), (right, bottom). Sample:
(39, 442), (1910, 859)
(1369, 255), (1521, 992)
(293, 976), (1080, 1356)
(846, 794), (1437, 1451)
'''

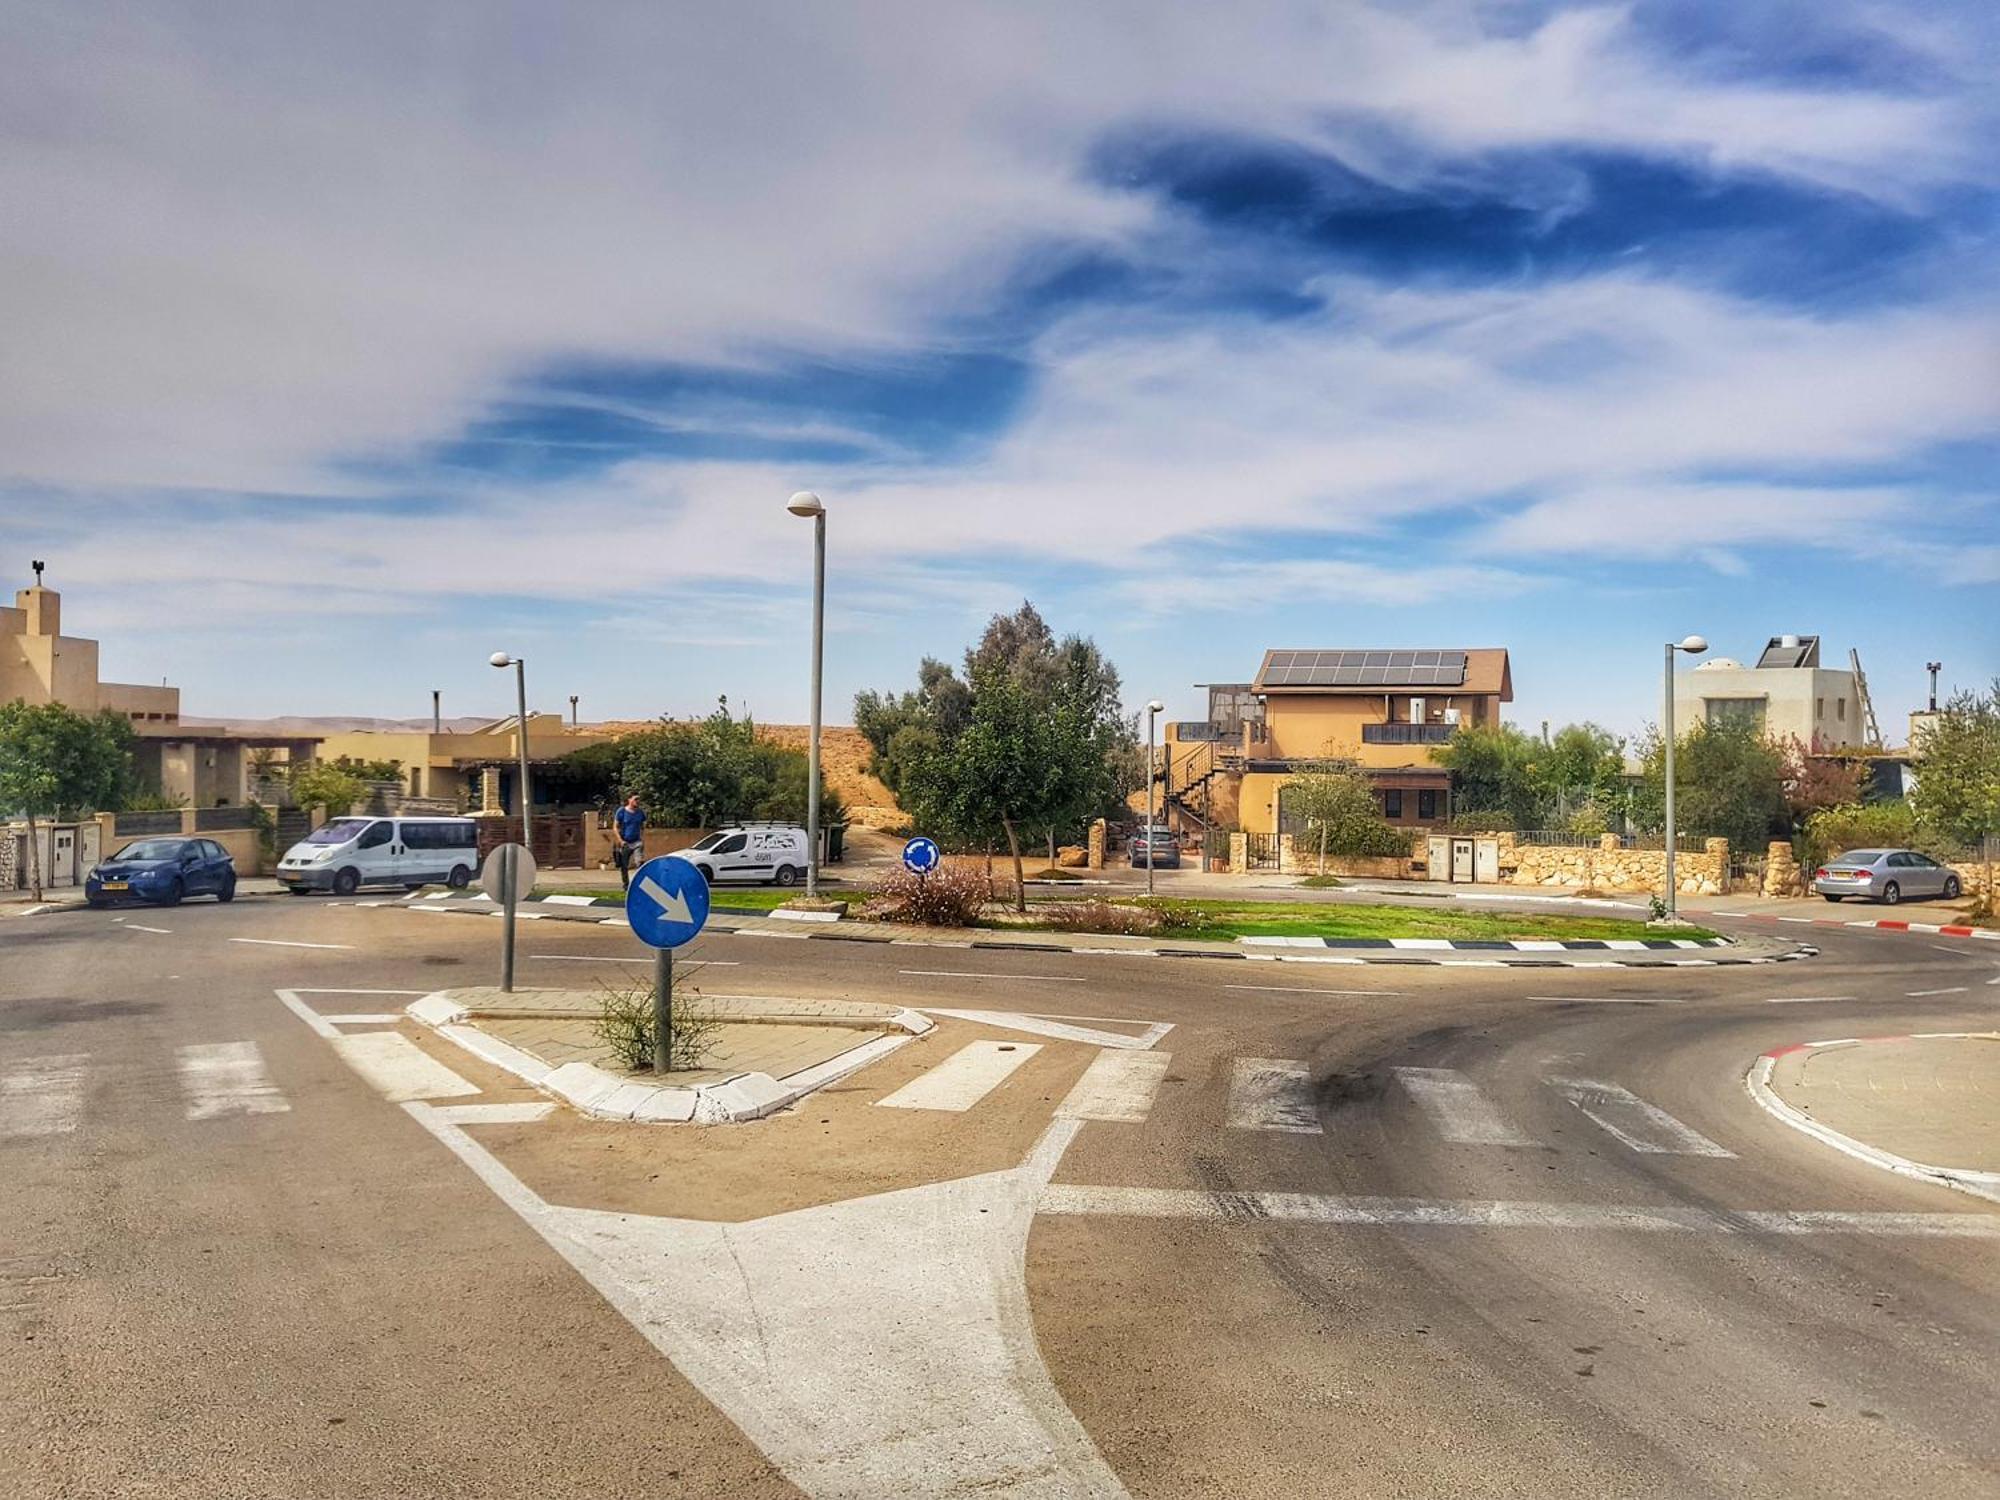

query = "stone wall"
(1276, 834), (1418, 880)
(1495, 833), (1727, 896)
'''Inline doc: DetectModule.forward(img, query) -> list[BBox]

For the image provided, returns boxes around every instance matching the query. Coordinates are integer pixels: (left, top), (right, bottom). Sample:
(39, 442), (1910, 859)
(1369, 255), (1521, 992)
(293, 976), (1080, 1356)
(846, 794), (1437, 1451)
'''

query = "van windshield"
(688, 831), (726, 852)
(306, 818), (372, 845)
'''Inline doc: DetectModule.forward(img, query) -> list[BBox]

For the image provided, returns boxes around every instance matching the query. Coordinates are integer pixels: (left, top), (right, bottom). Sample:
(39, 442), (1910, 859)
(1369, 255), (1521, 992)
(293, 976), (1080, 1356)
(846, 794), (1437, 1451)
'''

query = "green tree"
(1910, 682), (2000, 848)
(616, 700), (840, 830)
(1430, 724), (1547, 829)
(1280, 763), (1408, 861)
(0, 701), (136, 899)
(289, 760), (368, 816)
(1633, 719), (1787, 851)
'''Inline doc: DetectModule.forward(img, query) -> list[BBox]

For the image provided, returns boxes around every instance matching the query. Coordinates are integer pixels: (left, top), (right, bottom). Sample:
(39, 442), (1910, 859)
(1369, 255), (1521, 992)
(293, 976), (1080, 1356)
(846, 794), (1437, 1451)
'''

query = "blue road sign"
(902, 836), (941, 875)
(625, 855), (712, 949)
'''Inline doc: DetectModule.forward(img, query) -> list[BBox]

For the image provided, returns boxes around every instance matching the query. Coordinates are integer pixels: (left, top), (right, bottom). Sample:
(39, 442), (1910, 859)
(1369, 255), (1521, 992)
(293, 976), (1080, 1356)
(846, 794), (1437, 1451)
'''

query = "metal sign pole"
(653, 946), (673, 1076)
(500, 843), (517, 993)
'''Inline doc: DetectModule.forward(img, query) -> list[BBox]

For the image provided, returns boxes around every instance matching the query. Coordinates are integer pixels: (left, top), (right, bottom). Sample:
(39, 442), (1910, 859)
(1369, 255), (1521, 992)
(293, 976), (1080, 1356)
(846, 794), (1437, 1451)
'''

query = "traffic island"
(407, 988), (931, 1123)
(1749, 1033), (2000, 1204)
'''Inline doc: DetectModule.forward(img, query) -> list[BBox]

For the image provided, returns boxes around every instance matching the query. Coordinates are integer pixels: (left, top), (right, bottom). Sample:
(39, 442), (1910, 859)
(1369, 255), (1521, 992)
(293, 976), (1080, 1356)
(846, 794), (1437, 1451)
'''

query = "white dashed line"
(1224, 984), (1404, 996)
(228, 937), (354, 950)
(1907, 987), (1969, 997)
(899, 969), (1086, 984)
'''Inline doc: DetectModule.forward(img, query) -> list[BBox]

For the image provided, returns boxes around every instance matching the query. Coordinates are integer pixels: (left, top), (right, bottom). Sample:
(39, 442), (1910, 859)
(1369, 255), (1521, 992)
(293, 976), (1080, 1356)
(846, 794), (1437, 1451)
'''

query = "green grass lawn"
(1009, 896), (1711, 944)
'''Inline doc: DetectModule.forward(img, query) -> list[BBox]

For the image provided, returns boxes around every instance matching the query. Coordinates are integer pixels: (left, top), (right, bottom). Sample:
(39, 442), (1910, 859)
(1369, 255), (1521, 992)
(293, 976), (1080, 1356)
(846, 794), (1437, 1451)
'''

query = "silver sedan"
(1811, 848), (1962, 905)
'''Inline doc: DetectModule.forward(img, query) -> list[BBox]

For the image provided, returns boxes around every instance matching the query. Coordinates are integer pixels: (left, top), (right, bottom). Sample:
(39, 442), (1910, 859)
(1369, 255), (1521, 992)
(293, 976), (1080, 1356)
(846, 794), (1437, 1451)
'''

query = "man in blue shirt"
(612, 795), (647, 889)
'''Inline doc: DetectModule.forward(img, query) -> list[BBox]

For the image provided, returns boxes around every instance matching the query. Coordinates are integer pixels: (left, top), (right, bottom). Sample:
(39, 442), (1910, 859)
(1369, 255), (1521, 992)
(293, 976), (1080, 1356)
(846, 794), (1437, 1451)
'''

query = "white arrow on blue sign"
(902, 836), (941, 874)
(625, 855), (711, 949)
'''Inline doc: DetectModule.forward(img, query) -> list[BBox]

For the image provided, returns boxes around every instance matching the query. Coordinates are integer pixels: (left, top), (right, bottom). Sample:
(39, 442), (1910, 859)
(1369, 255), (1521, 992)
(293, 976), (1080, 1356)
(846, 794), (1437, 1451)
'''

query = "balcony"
(1362, 722), (1455, 746)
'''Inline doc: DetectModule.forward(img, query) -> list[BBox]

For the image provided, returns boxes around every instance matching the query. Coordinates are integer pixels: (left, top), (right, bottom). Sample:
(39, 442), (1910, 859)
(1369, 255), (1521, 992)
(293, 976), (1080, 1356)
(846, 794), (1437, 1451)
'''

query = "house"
(1162, 647), (1513, 836)
(1672, 635), (1871, 751)
(313, 713), (621, 815)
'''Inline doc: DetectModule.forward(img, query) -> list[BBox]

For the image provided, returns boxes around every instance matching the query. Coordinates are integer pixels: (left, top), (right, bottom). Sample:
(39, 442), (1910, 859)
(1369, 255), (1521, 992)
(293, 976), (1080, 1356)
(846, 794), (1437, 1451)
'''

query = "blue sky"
(2, 1), (1996, 742)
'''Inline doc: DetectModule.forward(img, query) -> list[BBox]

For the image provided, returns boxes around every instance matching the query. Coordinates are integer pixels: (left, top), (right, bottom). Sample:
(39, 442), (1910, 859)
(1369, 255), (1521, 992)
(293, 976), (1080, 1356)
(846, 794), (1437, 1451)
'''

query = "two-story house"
(1161, 647), (1513, 835)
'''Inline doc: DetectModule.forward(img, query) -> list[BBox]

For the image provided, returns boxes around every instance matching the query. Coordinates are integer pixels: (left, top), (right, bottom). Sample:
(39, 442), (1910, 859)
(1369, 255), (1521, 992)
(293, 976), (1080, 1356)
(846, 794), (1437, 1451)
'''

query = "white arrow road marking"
(1548, 1078), (1734, 1156)
(1, 1054), (89, 1138)
(636, 873), (693, 926)
(401, 1104), (1127, 1498)
(1395, 1067), (1536, 1146)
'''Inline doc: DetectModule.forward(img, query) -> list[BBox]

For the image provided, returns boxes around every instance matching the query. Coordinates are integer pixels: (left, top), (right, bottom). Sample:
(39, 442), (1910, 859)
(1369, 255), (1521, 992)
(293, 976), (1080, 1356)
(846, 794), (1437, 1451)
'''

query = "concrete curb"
(405, 989), (930, 1124)
(1702, 910), (1999, 943)
(1235, 934), (1730, 952)
(1746, 1036), (2000, 1206)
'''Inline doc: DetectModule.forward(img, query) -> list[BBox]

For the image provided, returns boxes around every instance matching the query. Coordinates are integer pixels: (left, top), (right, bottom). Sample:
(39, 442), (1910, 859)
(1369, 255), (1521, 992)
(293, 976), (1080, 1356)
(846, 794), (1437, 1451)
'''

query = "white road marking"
(319, 1013), (405, 1025)
(228, 937), (354, 950)
(432, 1101), (556, 1124)
(531, 953), (738, 966)
(1548, 1078), (1734, 1156)
(124, 924), (171, 934)
(176, 1041), (289, 1120)
(1036, 1184), (2000, 1236)
(876, 1040), (1041, 1112)
(1395, 1067), (1536, 1146)
(1057, 1050), (1171, 1123)
(900, 969), (1086, 984)
(921, 1008), (1172, 1050)
(1226, 1058), (1322, 1134)
(1907, 987), (1969, 997)
(1765, 996), (1854, 1004)
(1223, 984), (1404, 996)
(330, 1032), (480, 1101)
(1525, 995), (1680, 1004)
(1, 1054), (89, 1138)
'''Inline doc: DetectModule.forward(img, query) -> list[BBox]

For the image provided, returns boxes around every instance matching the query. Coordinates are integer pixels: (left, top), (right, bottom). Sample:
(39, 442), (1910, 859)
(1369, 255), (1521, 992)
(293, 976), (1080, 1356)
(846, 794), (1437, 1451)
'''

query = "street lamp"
(788, 490), (827, 899)
(489, 651), (532, 854)
(1145, 699), (1165, 897)
(1661, 634), (1708, 920)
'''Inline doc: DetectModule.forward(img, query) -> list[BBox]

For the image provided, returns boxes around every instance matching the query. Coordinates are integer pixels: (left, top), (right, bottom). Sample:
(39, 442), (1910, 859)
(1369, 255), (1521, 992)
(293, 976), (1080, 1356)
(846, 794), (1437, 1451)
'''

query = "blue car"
(85, 836), (237, 908)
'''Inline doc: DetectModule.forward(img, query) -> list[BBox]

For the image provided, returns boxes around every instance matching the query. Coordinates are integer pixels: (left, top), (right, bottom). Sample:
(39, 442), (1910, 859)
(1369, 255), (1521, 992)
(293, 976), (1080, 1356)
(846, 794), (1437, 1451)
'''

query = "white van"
(668, 824), (812, 886)
(278, 816), (480, 896)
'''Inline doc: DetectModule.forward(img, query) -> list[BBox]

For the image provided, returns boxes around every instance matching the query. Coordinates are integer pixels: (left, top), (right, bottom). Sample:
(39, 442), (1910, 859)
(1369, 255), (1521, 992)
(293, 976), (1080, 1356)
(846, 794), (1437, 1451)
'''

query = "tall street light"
(489, 651), (532, 855)
(1661, 634), (1708, 920)
(1145, 699), (1165, 897)
(788, 491), (827, 899)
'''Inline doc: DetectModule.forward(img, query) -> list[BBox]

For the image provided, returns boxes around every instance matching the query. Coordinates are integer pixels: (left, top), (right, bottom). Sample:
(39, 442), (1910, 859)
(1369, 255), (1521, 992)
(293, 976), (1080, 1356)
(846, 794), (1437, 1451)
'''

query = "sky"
(3, 0), (1997, 743)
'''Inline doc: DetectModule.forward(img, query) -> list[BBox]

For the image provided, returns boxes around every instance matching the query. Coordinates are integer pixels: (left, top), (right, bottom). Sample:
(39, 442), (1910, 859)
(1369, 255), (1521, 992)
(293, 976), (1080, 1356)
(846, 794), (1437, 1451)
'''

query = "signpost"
(901, 836), (941, 876)
(481, 842), (537, 993)
(624, 855), (712, 1075)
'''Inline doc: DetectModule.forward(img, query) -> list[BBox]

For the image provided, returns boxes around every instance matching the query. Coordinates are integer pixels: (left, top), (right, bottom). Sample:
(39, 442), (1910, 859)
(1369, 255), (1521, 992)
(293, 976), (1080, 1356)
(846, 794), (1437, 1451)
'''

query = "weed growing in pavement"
(592, 971), (720, 1073)
(1647, 893), (1669, 921)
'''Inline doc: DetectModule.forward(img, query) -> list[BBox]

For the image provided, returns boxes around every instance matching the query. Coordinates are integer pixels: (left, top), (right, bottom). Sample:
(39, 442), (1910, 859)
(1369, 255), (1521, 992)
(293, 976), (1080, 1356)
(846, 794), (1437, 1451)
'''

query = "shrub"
(861, 863), (993, 926)
(1040, 899), (1155, 935)
(1142, 899), (1205, 933)
(1796, 801), (1946, 873)
(591, 973), (719, 1073)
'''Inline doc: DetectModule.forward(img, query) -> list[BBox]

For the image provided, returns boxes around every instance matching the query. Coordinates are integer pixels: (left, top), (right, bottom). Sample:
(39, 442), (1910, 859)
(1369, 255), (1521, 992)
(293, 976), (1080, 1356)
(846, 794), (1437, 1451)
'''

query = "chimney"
(432, 689), (441, 735)
(1926, 662), (1941, 714)
(569, 694), (579, 728)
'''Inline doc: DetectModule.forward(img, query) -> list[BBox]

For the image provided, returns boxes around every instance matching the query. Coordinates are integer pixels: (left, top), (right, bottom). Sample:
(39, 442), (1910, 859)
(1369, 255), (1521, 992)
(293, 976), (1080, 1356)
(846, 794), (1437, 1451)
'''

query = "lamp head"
(489, 651), (513, 668)
(1146, 699), (1165, 714)
(787, 490), (825, 518)
(1675, 635), (1708, 654)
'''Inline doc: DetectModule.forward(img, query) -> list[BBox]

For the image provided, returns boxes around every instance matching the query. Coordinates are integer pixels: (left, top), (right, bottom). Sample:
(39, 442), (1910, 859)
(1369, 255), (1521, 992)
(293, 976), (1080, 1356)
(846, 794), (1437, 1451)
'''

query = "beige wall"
(0, 588), (181, 723)
(1263, 693), (1496, 766)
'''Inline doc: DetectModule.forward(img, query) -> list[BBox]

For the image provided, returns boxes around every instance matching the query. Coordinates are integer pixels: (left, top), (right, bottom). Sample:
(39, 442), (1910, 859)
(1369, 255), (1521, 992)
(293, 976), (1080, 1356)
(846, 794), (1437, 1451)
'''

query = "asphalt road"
(3, 893), (1995, 1498)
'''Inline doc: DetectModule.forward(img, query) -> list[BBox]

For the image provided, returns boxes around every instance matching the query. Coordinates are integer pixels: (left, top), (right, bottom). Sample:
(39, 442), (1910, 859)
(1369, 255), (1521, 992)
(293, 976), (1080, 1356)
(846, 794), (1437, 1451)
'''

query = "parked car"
(1128, 823), (1182, 869)
(668, 824), (813, 886)
(85, 836), (236, 907)
(1811, 848), (1961, 905)
(277, 815), (479, 895)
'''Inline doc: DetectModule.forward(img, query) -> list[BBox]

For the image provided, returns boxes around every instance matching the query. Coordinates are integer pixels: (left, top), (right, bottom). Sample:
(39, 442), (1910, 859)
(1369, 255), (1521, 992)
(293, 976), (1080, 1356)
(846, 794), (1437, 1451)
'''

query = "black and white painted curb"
(377, 891), (1818, 968)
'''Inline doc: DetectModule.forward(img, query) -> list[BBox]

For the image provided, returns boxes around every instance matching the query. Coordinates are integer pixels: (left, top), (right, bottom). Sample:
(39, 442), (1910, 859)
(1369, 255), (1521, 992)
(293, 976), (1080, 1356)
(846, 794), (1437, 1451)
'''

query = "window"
(403, 823), (435, 850)
(357, 821), (393, 850)
(714, 834), (748, 854)
(449, 822), (476, 848)
(1705, 698), (1767, 732)
(200, 840), (226, 860)
(1909, 853), (1938, 868)
(1837, 697), (1847, 721)
(1417, 789), (1438, 820)
(1382, 790), (1404, 819)
(306, 817), (371, 845)
(1816, 697), (1825, 719)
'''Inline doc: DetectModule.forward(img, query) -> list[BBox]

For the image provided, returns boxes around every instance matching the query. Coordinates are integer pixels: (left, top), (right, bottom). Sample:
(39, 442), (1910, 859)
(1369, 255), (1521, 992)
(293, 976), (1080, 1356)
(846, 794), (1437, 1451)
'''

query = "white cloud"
(0, 1), (1982, 495)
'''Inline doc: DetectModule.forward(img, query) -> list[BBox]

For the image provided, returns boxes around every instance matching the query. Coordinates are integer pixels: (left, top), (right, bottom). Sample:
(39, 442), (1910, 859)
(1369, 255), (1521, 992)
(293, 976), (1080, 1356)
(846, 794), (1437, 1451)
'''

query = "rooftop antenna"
(31, 559), (45, 585)
(1926, 662), (1941, 714)
(569, 694), (579, 728)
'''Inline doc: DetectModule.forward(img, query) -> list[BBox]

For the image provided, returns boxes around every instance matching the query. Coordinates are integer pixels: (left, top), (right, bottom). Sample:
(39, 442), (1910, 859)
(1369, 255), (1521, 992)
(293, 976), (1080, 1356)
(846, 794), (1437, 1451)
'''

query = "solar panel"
(1261, 650), (1467, 688)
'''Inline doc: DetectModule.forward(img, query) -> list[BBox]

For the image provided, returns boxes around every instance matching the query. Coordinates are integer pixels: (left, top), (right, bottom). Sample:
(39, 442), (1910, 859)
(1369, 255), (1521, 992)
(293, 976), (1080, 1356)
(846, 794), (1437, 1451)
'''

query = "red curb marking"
(1940, 925), (1975, 937)
(1763, 1042), (1814, 1060)
(1876, 920), (1910, 931)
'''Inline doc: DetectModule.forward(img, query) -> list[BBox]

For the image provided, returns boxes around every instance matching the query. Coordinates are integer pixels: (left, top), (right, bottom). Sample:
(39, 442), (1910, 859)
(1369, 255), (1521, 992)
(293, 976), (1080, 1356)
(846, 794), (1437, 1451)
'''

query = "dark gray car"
(1128, 824), (1182, 869)
(1811, 848), (1961, 905)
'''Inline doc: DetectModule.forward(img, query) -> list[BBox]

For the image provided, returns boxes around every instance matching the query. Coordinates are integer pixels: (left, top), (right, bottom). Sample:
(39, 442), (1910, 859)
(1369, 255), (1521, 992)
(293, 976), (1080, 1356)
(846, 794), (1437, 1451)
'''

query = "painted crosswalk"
(1227, 1057), (1323, 1134)
(176, 1040), (290, 1121)
(1549, 1078), (1734, 1156)
(1, 1054), (89, 1138)
(877, 1040), (1042, 1112)
(1057, 1049), (1171, 1123)
(1394, 1066), (1536, 1146)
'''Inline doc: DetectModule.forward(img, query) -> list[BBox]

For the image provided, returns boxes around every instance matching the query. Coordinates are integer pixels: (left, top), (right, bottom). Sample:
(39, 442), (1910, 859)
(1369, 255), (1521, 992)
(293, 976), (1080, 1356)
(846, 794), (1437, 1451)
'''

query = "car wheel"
(1943, 875), (1962, 900)
(1881, 881), (1900, 906)
(160, 878), (184, 907)
(698, 865), (715, 885)
(217, 876), (236, 904)
(774, 865), (799, 887)
(446, 864), (471, 889)
(1822, 894), (1842, 903)
(86, 897), (105, 909)
(286, 887), (313, 897)
(332, 867), (361, 896)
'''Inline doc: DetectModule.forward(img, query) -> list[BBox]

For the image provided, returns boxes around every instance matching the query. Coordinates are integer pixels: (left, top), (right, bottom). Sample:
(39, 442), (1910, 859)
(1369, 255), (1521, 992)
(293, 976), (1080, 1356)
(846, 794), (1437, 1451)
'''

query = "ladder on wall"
(1850, 648), (1883, 747)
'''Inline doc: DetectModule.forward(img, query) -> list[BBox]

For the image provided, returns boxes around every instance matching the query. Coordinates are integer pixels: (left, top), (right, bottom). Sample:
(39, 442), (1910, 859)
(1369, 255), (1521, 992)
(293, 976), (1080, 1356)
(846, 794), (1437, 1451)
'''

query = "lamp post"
(787, 491), (827, 899)
(1661, 634), (1708, 920)
(1145, 700), (1165, 897)
(489, 652), (532, 855)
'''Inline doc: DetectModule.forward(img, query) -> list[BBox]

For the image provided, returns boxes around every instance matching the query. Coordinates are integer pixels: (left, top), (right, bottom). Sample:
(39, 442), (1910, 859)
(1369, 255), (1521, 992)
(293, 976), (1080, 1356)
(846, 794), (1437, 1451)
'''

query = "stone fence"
(1495, 833), (1726, 896)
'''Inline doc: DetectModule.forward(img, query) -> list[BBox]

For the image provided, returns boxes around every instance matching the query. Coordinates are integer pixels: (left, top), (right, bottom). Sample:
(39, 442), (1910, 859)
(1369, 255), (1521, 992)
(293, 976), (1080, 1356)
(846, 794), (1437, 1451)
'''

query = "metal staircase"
(1157, 739), (1228, 834)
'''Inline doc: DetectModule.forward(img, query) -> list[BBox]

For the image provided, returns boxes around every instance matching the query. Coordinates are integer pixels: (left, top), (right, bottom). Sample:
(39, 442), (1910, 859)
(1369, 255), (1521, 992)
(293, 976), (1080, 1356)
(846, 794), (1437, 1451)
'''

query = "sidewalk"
(1, 876), (287, 912)
(1754, 1034), (2000, 1203)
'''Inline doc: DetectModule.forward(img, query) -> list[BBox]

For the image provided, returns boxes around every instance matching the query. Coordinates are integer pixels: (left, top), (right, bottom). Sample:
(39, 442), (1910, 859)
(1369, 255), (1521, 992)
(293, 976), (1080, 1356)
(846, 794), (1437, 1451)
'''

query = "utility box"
(1426, 836), (1451, 881)
(1474, 837), (1500, 884)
